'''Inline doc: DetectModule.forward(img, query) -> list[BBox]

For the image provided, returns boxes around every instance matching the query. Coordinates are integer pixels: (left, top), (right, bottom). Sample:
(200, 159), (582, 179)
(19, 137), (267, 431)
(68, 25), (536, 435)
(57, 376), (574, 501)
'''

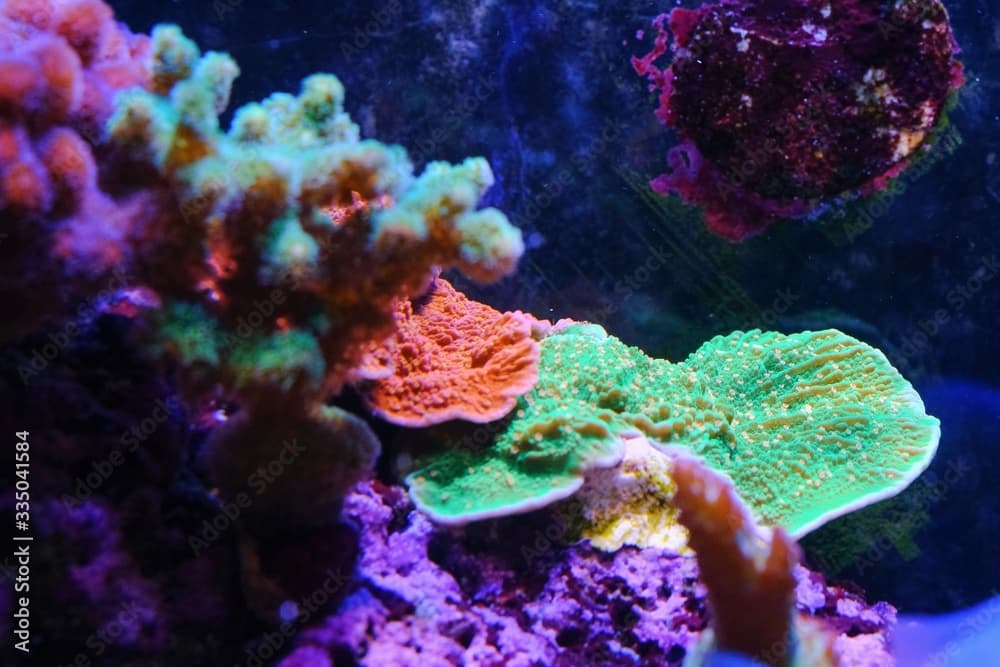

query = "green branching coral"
(102, 24), (524, 531)
(105, 24), (523, 413)
(408, 324), (941, 539)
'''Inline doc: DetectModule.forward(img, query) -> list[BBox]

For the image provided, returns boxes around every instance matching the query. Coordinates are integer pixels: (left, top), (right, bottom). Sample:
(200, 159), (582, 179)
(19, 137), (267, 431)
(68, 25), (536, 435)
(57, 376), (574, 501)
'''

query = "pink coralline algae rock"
(278, 482), (896, 666)
(795, 568), (897, 666)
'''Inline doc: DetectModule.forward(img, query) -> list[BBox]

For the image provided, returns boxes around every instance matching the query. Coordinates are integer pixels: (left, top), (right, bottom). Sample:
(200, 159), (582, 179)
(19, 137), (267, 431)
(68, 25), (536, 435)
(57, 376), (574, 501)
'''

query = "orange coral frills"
(360, 277), (541, 427)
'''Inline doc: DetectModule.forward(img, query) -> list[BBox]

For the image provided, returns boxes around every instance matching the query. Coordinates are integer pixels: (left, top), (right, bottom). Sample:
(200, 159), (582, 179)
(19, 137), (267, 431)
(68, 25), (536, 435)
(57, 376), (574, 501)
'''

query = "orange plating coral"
(361, 277), (541, 427)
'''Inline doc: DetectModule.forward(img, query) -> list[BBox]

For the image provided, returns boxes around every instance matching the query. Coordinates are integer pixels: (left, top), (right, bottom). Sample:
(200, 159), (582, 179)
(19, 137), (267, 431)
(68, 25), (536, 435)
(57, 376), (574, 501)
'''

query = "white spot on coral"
(891, 128), (927, 160)
(704, 482), (721, 503)
(802, 23), (827, 43)
(729, 25), (750, 52)
(863, 68), (886, 84)
(919, 100), (937, 128)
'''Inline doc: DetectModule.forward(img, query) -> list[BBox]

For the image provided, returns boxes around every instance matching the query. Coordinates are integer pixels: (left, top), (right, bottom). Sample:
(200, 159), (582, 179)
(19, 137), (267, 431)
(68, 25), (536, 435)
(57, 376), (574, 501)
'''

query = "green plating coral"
(408, 325), (941, 538)
(681, 329), (940, 535)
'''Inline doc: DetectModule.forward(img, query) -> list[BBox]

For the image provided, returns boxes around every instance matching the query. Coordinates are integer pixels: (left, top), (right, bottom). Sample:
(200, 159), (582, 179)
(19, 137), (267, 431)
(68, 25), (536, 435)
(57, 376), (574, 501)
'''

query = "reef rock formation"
(277, 481), (896, 667)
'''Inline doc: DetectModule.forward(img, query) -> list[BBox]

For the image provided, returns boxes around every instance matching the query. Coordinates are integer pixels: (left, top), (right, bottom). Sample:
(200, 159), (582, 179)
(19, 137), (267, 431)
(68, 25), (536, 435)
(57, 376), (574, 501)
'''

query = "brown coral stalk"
(672, 455), (799, 666)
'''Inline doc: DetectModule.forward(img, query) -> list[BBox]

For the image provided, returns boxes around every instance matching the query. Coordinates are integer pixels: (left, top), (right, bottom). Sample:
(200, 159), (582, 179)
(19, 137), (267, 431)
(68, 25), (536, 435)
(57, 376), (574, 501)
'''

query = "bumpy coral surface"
(682, 328), (940, 536)
(407, 322), (633, 524)
(633, 0), (964, 240)
(0, 0), (151, 337)
(0, 13), (528, 536)
(3, 1), (526, 469)
(277, 481), (894, 667)
(107, 25), (524, 416)
(360, 277), (541, 427)
(409, 324), (940, 537)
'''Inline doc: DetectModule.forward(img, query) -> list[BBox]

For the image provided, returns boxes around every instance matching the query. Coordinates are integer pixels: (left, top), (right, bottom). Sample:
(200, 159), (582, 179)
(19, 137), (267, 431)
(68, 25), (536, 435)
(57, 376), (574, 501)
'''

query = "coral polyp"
(633, 0), (964, 240)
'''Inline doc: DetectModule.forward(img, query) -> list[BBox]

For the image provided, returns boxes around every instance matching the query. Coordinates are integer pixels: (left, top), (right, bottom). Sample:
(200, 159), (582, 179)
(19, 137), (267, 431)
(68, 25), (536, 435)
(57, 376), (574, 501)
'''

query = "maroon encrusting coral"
(633, 0), (964, 240)
(276, 481), (895, 667)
